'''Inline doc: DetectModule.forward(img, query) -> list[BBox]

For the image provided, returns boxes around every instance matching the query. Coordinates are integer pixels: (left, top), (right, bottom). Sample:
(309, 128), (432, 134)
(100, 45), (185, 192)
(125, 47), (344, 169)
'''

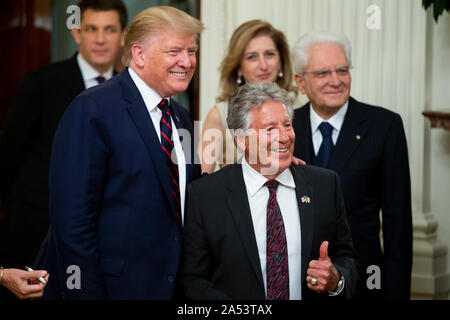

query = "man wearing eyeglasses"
(291, 32), (412, 300)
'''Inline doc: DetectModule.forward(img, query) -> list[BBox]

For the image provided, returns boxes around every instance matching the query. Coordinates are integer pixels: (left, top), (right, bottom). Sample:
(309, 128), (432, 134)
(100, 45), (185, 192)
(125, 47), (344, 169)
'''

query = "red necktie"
(265, 179), (289, 300)
(157, 99), (182, 226)
(95, 75), (105, 84)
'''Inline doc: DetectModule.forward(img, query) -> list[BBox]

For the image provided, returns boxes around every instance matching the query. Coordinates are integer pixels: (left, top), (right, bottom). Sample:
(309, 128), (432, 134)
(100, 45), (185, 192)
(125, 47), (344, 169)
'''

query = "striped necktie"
(157, 99), (182, 226)
(265, 179), (289, 300)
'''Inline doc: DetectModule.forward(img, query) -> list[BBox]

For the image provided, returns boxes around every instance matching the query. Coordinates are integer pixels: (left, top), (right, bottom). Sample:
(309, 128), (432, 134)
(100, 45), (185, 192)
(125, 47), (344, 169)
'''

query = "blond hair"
(122, 6), (204, 66)
(217, 19), (297, 102)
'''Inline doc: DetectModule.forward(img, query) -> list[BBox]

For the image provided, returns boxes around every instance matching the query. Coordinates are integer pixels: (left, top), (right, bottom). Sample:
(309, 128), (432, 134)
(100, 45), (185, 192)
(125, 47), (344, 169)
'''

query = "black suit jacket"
(293, 97), (412, 299)
(181, 163), (358, 300)
(0, 54), (85, 266)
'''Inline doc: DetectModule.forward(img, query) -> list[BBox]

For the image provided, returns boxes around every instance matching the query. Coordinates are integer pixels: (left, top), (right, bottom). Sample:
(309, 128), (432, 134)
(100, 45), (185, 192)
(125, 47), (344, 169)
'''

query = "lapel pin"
(356, 135), (361, 140)
(301, 195), (311, 204)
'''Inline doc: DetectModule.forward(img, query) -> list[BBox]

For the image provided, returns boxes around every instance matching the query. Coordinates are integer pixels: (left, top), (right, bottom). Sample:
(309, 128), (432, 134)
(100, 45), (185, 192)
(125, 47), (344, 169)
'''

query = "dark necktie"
(95, 75), (106, 84)
(265, 179), (289, 300)
(316, 122), (334, 168)
(157, 99), (182, 226)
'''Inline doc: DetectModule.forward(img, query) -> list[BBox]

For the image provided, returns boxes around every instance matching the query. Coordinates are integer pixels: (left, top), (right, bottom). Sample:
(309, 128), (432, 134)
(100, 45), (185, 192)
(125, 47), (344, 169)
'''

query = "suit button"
(175, 235), (181, 242)
(168, 275), (175, 283)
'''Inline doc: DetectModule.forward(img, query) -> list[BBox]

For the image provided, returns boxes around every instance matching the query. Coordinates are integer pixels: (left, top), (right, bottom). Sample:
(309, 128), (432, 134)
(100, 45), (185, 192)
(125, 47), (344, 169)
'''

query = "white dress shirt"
(241, 158), (302, 300)
(77, 53), (113, 89)
(310, 102), (348, 155)
(128, 67), (187, 222)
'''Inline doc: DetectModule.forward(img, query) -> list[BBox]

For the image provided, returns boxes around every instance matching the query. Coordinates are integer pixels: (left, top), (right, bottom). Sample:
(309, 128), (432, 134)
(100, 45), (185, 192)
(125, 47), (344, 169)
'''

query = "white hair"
(292, 32), (352, 74)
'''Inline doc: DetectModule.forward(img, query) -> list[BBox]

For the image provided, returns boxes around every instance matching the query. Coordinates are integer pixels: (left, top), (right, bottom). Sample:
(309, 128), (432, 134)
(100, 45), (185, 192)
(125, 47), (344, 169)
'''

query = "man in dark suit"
(181, 83), (358, 300)
(0, 0), (127, 278)
(35, 6), (203, 300)
(291, 32), (412, 299)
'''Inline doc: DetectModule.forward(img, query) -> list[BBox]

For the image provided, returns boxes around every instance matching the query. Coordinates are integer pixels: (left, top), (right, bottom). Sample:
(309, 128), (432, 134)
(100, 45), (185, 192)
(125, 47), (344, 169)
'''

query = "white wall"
(428, 11), (450, 296)
(199, 0), (450, 298)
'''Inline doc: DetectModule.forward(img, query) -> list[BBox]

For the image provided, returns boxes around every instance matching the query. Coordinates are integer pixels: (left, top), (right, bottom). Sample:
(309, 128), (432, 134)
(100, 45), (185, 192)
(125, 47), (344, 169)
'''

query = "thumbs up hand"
(306, 241), (341, 293)
(319, 240), (330, 261)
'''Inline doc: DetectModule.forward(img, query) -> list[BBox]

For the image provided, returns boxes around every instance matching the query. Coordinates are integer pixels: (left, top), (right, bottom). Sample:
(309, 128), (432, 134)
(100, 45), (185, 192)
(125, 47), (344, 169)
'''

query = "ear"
(131, 44), (145, 68)
(120, 27), (127, 47)
(237, 68), (243, 80)
(294, 73), (307, 94)
(71, 27), (81, 45)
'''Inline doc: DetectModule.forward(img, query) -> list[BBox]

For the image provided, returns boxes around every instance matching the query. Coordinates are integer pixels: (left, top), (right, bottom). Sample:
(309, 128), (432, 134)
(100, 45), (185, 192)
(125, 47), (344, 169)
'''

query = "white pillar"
(412, 211), (450, 299)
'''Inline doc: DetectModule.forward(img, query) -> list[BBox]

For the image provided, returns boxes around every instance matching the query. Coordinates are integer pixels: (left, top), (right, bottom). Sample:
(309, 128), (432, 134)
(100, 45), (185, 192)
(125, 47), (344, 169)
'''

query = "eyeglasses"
(303, 66), (351, 79)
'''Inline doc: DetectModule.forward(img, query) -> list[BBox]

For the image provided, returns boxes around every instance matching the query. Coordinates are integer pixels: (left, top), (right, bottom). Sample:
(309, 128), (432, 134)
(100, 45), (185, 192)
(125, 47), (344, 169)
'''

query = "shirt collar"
(242, 157), (296, 197)
(77, 53), (113, 82)
(310, 101), (349, 133)
(128, 66), (165, 111)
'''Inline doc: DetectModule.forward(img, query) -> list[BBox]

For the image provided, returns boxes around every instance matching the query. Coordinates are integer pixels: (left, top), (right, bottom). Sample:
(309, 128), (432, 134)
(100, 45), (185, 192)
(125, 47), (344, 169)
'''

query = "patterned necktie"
(316, 122), (334, 167)
(157, 99), (182, 226)
(95, 75), (106, 84)
(265, 179), (289, 300)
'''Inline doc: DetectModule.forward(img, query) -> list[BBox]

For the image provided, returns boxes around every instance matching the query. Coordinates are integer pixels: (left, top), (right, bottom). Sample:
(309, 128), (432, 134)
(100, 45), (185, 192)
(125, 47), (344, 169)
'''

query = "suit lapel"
(327, 97), (368, 173)
(67, 53), (86, 97)
(224, 164), (317, 292)
(119, 69), (178, 216)
(225, 165), (265, 292)
(294, 104), (314, 164)
(291, 165), (315, 285)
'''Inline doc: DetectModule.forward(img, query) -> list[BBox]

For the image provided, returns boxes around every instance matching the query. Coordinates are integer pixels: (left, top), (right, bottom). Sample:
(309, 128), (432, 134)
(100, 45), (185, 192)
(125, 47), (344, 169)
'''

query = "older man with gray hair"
(181, 82), (358, 300)
(291, 32), (412, 300)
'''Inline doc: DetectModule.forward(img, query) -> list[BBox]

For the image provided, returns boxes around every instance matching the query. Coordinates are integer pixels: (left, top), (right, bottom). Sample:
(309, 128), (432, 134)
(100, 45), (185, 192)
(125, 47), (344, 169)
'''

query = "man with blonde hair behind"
(35, 6), (203, 300)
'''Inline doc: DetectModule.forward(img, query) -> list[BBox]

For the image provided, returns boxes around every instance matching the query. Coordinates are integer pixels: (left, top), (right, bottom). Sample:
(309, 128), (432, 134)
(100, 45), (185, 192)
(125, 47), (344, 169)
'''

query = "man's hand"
(306, 241), (340, 293)
(1, 268), (49, 299)
(291, 156), (306, 166)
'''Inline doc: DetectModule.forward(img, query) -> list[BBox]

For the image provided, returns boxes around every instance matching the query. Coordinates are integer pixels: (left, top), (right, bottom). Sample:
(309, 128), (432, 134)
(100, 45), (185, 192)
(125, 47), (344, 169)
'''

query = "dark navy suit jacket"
(35, 68), (200, 299)
(293, 97), (412, 299)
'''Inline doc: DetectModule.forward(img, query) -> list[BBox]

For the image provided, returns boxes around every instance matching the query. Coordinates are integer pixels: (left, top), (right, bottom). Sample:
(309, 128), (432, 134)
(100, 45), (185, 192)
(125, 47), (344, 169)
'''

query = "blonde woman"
(199, 20), (299, 173)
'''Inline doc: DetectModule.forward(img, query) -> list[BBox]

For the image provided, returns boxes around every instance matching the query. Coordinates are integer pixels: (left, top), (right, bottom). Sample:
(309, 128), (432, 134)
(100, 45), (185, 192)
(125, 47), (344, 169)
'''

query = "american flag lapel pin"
(301, 195), (311, 204)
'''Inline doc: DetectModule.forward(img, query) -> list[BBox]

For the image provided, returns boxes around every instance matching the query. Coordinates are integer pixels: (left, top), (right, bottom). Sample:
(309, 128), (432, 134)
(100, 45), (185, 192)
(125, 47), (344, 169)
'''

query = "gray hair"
(292, 32), (352, 74)
(227, 83), (294, 133)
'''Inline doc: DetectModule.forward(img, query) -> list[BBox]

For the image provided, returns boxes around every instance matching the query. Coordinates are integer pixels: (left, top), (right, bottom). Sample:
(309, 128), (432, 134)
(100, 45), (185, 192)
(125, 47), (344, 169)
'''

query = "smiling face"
(131, 30), (198, 98)
(242, 100), (295, 179)
(295, 42), (351, 119)
(238, 34), (281, 84)
(71, 9), (125, 74)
